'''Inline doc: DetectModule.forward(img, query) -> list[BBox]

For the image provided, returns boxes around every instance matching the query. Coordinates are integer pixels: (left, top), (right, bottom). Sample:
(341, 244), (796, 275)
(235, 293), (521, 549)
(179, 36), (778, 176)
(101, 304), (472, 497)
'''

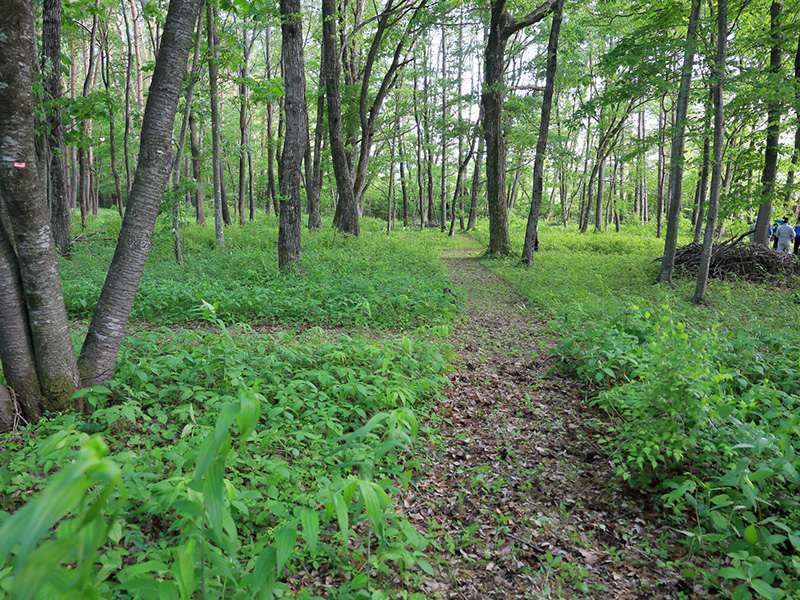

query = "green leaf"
(274, 524), (297, 575)
(300, 509), (319, 556)
(717, 567), (746, 580)
(416, 558), (434, 576)
(744, 525), (759, 545)
(333, 492), (349, 537)
(359, 481), (386, 539)
(749, 578), (783, 600)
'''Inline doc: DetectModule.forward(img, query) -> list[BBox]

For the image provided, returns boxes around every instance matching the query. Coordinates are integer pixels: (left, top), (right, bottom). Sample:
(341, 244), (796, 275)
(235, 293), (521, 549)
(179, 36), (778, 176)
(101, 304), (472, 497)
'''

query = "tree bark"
(657, 0), (702, 283)
(42, 0), (71, 255)
(78, 0), (205, 385)
(206, 1), (225, 247)
(0, 0), (81, 411)
(693, 0), (727, 305)
(322, 0), (359, 235)
(189, 111), (205, 225)
(277, 0), (307, 269)
(754, 1), (783, 245)
(483, 0), (556, 256)
(521, 0), (563, 264)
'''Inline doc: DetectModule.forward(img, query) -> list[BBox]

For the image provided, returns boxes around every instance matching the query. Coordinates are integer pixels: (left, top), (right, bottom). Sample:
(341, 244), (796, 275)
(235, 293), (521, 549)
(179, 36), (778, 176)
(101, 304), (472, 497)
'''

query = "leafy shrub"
(552, 302), (800, 598)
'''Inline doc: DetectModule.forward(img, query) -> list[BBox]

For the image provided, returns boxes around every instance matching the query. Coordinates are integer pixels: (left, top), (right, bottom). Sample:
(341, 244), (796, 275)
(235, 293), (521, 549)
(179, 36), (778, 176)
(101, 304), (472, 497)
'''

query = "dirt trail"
(402, 244), (691, 599)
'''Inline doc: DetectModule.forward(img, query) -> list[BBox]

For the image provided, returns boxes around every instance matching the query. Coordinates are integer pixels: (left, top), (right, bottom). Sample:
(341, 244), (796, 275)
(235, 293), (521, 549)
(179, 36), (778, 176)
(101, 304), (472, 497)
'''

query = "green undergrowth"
(60, 212), (459, 330)
(469, 217), (800, 598)
(553, 304), (800, 599)
(0, 316), (453, 599)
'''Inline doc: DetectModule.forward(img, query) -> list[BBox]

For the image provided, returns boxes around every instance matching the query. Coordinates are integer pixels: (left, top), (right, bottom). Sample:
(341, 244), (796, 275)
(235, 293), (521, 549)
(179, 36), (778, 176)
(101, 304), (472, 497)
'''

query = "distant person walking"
(775, 217), (795, 253)
(794, 218), (800, 255)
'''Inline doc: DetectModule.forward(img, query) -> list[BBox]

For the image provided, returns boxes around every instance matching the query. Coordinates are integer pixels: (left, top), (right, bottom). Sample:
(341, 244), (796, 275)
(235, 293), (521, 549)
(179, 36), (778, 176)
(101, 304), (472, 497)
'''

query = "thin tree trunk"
(169, 7), (203, 264)
(189, 110), (205, 224)
(207, 1), (224, 247)
(754, 1), (784, 245)
(265, 25), (276, 215)
(693, 0), (727, 305)
(658, 0), (702, 283)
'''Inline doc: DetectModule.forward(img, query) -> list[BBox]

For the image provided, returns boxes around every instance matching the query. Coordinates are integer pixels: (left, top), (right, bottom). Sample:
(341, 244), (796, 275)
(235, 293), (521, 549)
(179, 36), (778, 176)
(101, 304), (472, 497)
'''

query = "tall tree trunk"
(122, 1), (134, 201)
(754, 1), (783, 245)
(78, 0), (205, 385)
(100, 27), (125, 219)
(78, 9), (99, 229)
(169, 7), (203, 264)
(783, 33), (800, 212)
(323, 0), (359, 235)
(657, 0), (702, 283)
(238, 25), (251, 227)
(189, 110), (205, 224)
(656, 95), (667, 238)
(207, 1), (224, 247)
(440, 22), (448, 232)
(483, 0), (556, 255)
(265, 25), (276, 215)
(42, 0), (71, 255)
(693, 0), (727, 305)
(307, 37), (325, 230)
(0, 0), (81, 414)
(521, 0), (562, 266)
(277, 0), (307, 268)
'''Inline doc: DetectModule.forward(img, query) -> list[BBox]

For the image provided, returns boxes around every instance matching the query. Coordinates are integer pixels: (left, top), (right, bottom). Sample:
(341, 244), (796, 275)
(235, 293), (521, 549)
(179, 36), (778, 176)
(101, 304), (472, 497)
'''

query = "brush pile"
(671, 234), (800, 284)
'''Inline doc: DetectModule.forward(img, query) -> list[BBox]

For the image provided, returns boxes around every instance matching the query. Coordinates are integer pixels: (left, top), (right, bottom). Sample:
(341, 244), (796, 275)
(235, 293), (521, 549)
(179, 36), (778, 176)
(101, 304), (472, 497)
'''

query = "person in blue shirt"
(794, 217), (800, 255)
(772, 218), (784, 249)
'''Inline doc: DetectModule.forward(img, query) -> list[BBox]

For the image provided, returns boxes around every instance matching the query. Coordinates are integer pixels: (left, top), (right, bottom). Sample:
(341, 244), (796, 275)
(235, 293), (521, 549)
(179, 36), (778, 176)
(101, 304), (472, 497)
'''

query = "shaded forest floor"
(401, 242), (697, 599)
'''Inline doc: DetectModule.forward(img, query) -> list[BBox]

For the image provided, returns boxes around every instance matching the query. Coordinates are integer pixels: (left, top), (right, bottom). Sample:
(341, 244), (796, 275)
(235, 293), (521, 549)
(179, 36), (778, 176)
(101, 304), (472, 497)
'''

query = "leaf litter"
(396, 245), (700, 599)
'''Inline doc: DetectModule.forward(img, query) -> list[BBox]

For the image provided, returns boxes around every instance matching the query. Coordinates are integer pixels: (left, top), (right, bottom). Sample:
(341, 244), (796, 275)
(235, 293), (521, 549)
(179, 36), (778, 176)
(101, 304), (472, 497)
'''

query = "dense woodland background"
(31, 0), (800, 247)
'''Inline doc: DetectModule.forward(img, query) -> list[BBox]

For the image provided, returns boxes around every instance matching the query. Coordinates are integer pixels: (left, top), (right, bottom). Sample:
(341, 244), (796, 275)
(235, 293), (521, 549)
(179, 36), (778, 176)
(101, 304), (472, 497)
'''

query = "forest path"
(402, 241), (689, 600)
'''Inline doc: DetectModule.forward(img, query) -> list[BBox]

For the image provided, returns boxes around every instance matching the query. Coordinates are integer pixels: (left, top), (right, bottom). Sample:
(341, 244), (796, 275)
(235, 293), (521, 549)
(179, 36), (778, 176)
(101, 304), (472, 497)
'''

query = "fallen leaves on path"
(401, 246), (699, 599)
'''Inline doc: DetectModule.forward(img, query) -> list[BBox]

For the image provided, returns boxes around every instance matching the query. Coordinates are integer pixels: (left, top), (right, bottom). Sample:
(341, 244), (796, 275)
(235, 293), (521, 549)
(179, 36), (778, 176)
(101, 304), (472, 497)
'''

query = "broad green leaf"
(300, 509), (319, 556)
(333, 493), (349, 537)
(744, 524), (759, 545)
(749, 578), (783, 600)
(717, 567), (746, 580)
(274, 525), (297, 575)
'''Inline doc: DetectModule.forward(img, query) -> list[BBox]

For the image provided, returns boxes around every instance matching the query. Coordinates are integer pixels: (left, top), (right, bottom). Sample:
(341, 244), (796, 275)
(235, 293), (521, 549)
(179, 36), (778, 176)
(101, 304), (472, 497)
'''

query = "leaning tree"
(0, 0), (204, 427)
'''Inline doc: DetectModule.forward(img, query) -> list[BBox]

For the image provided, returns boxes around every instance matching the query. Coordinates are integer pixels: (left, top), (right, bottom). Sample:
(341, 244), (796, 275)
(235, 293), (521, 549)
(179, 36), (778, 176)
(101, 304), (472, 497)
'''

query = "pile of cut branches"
(671, 233), (800, 284)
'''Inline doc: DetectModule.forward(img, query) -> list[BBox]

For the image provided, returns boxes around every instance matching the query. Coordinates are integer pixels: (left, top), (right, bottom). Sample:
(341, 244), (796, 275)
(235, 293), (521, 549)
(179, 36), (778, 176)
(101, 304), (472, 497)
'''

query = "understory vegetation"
(476, 219), (800, 599)
(0, 213), (457, 599)
(2, 213), (799, 599)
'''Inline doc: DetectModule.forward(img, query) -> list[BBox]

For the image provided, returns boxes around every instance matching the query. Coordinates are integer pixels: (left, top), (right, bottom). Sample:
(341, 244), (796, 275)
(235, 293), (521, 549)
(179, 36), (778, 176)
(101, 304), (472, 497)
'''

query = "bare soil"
(401, 244), (699, 599)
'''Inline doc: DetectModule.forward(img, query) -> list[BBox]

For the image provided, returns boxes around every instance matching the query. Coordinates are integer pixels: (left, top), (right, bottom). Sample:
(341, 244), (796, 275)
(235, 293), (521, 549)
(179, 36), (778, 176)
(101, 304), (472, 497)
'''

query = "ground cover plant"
(0, 313), (453, 599)
(472, 217), (800, 599)
(59, 211), (459, 330)
(0, 216), (461, 599)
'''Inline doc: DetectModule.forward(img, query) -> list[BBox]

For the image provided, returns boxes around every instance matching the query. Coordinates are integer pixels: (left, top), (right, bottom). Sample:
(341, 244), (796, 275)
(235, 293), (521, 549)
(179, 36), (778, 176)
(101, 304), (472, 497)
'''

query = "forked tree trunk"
(0, 0), (81, 417)
(322, 0), (359, 235)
